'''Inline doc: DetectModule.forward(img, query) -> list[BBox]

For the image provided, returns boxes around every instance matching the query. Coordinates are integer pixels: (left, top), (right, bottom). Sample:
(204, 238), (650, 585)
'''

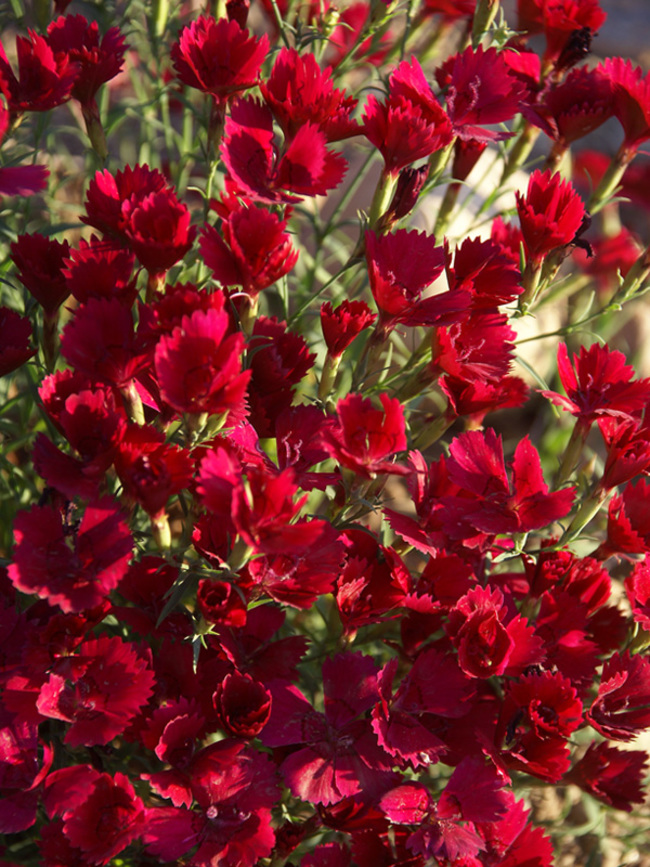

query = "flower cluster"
(3, 1), (650, 866)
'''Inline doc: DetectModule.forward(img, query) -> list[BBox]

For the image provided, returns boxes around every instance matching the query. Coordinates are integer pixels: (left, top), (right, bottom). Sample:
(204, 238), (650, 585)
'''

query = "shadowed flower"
(0, 308), (36, 375)
(0, 31), (78, 115)
(515, 169), (586, 264)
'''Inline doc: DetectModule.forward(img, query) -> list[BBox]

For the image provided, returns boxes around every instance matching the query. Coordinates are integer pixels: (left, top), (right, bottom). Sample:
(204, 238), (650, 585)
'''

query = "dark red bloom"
(171, 16), (269, 105)
(0, 31), (78, 115)
(11, 233), (71, 315)
(63, 235), (137, 306)
(0, 709), (53, 833)
(261, 47), (359, 142)
(599, 57), (650, 157)
(320, 300), (376, 359)
(62, 770), (144, 864)
(60, 297), (150, 389)
(0, 103), (48, 196)
(322, 393), (407, 479)
(46, 15), (127, 108)
(114, 424), (194, 519)
(587, 652), (650, 741)
(197, 578), (247, 627)
(122, 187), (196, 277)
(605, 478), (650, 555)
(568, 742), (648, 811)
(541, 341), (650, 428)
(435, 45), (525, 142)
(443, 429), (575, 537)
(8, 498), (133, 613)
(363, 57), (453, 177)
(154, 305), (250, 418)
(444, 235), (523, 308)
(222, 97), (347, 203)
(518, 0), (606, 66)
(365, 229), (469, 332)
(261, 653), (393, 806)
(83, 163), (166, 237)
(200, 200), (298, 298)
(214, 671), (272, 737)
(36, 634), (155, 746)
(0, 308), (36, 375)
(516, 169), (586, 264)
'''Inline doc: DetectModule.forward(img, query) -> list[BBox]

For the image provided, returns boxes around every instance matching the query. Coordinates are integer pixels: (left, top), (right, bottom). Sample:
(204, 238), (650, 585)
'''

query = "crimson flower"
(36, 634), (155, 746)
(516, 169), (586, 264)
(213, 671), (272, 738)
(261, 47), (359, 142)
(171, 16), (269, 106)
(11, 233), (71, 315)
(122, 187), (196, 278)
(261, 653), (393, 806)
(435, 45), (525, 142)
(587, 652), (650, 741)
(432, 312), (517, 383)
(518, 0), (606, 67)
(320, 300), (376, 358)
(363, 57), (453, 177)
(599, 57), (650, 158)
(443, 428), (575, 537)
(0, 101), (48, 196)
(444, 236), (523, 308)
(63, 235), (137, 306)
(154, 305), (250, 419)
(569, 742), (648, 812)
(0, 308), (36, 375)
(540, 342), (650, 429)
(365, 229), (469, 332)
(0, 31), (78, 115)
(605, 478), (650, 555)
(322, 393), (407, 479)
(222, 97), (347, 203)
(197, 578), (247, 627)
(60, 769), (144, 865)
(200, 200), (298, 298)
(114, 424), (194, 519)
(8, 498), (133, 613)
(46, 15), (127, 108)
(82, 163), (166, 237)
(60, 297), (150, 389)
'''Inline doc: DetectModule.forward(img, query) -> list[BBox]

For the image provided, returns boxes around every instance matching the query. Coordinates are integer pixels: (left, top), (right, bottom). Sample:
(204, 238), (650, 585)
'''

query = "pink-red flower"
(171, 16), (269, 105)
(599, 57), (650, 157)
(261, 47), (359, 142)
(154, 304), (250, 419)
(8, 498), (133, 613)
(11, 233), (71, 315)
(587, 652), (650, 741)
(0, 307), (36, 375)
(320, 300), (376, 358)
(322, 393), (407, 479)
(516, 169), (586, 264)
(541, 341), (650, 429)
(0, 31), (78, 115)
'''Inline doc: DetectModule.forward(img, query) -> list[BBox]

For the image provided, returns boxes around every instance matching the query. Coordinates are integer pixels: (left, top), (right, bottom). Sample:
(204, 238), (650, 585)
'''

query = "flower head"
(515, 169), (586, 264)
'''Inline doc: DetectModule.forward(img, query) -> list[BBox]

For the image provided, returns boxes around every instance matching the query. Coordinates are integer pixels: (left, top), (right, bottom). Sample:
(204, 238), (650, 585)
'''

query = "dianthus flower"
(435, 45), (525, 142)
(0, 31), (78, 116)
(0, 101), (48, 196)
(260, 46), (359, 142)
(587, 652), (650, 741)
(8, 497), (133, 613)
(541, 341), (650, 431)
(516, 169), (586, 265)
(0, 307), (36, 376)
(568, 742), (648, 812)
(10, 233), (70, 315)
(363, 57), (453, 177)
(599, 57), (650, 159)
(171, 16), (268, 106)
(320, 300), (376, 358)
(518, 0), (606, 69)
(604, 478), (650, 555)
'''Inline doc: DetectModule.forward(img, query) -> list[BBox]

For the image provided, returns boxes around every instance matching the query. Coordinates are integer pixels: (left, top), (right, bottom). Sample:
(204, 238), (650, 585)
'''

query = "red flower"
(515, 169), (586, 264)
(0, 31), (78, 115)
(435, 45), (525, 142)
(518, 0), (606, 67)
(171, 16), (268, 105)
(61, 297), (150, 389)
(214, 671), (272, 738)
(0, 307), (36, 375)
(599, 57), (650, 157)
(322, 393), (407, 479)
(222, 97), (347, 203)
(587, 652), (650, 741)
(540, 342), (650, 429)
(443, 429), (575, 536)
(261, 47), (359, 142)
(432, 312), (517, 383)
(11, 233), (71, 315)
(200, 200), (298, 298)
(154, 305), (250, 418)
(114, 424), (194, 519)
(568, 742), (648, 811)
(320, 300), (376, 358)
(197, 578), (247, 627)
(46, 15), (127, 108)
(83, 163), (166, 237)
(0, 103), (48, 196)
(363, 57), (453, 177)
(63, 235), (137, 306)
(444, 236), (523, 308)
(62, 770), (144, 864)
(36, 634), (155, 746)
(122, 187), (196, 277)
(365, 229), (469, 332)
(8, 498), (133, 613)
(606, 479), (650, 555)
